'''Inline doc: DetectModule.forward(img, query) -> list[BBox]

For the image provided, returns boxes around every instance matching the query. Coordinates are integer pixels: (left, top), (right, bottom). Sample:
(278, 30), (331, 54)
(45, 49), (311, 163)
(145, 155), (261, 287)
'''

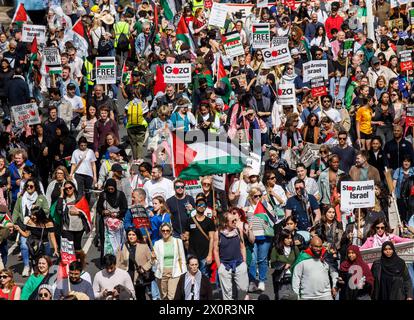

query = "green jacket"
(21, 274), (45, 300)
(270, 246), (299, 267)
(12, 194), (50, 223)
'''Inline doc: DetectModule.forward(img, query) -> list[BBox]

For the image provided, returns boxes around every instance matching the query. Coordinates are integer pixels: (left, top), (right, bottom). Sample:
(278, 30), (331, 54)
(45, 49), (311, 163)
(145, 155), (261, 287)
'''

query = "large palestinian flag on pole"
(170, 132), (247, 180)
(74, 196), (92, 233)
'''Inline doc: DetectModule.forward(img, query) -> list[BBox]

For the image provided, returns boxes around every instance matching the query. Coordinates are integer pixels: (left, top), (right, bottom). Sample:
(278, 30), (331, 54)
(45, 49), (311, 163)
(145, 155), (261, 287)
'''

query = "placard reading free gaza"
(340, 180), (375, 211)
(95, 57), (116, 84)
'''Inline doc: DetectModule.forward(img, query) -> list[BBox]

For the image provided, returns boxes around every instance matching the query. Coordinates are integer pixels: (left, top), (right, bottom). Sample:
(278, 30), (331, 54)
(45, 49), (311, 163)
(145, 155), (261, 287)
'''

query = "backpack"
(98, 36), (113, 56)
(127, 100), (148, 127)
(117, 24), (129, 52)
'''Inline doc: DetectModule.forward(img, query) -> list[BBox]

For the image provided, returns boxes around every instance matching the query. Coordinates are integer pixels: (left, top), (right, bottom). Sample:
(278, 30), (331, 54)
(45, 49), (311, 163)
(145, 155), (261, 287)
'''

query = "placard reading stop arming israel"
(340, 180), (375, 211)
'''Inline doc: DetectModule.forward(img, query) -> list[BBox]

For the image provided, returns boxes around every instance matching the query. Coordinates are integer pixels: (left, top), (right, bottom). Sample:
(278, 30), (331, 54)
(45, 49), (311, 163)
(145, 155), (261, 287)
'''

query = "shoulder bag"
(191, 216), (209, 241)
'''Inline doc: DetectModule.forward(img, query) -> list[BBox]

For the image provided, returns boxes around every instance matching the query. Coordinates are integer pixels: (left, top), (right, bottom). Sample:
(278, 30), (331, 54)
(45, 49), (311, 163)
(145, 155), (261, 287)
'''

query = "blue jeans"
(20, 236), (30, 267)
(199, 258), (211, 278)
(248, 238), (272, 282)
(151, 265), (160, 300)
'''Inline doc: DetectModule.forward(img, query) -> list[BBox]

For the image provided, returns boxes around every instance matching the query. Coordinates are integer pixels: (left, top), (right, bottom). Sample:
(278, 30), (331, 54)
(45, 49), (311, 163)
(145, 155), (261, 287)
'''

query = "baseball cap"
(107, 146), (121, 153)
(111, 163), (125, 172)
(371, 56), (380, 65)
(195, 193), (207, 203)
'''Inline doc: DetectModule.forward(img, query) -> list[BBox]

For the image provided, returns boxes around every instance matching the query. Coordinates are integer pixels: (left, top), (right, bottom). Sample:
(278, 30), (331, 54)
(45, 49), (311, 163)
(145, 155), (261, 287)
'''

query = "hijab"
(380, 241), (406, 277)
(339, 245), (374, 287)
(104, 178), (119, 208)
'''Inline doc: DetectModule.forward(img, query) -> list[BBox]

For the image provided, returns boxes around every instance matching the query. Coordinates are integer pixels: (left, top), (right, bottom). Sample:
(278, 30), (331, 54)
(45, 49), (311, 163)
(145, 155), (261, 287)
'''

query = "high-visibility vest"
(192, 0), (204, 13)
(114, 21), (130, 48)
(84, 59), (94, 87)
(126, 100), (148, 128)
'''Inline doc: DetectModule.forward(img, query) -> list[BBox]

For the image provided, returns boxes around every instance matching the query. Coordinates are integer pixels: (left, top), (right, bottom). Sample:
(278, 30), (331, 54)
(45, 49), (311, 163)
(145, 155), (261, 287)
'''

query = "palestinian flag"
(96, 57), (115, 69)
(30, 35), (38, 55)
(214, 54), (231, 105)
(291, 247), (327, 273)
(160, 0), (176, 21)
(49, 201), (60, 226)
(71, 18), (89, 58)
(74, 196), (92, 233)
(45, 65), (62, 75)
(222, 31), (241, 45)
(252, 24), (269, 34)
(12, 3), (30, 23)
(170, 132), (247, 180)
(0, 212), (12, 227)
(121, 60), (130, 84)
(254, 201), (276, 225)
(176, 15), (196, 51)
(153, 64), (166, 95)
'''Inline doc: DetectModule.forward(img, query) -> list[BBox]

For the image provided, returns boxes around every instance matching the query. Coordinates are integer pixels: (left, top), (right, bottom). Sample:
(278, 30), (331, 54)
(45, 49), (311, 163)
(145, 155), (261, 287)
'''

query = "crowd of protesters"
(0, 0), (414, 301)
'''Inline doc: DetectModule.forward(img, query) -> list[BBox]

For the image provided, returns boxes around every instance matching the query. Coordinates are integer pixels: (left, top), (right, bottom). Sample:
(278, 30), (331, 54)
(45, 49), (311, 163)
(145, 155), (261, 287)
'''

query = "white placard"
(43, 47), (61, 66)
(263, 38), (291, 66)
(246, 152), (261, 174)
(208, 3), (228, 28)
(223, 31), (245, 58)
(340, 180), (375, 211)
(257, 0), (269, 8)
(252, 23), (270, 49)
(164, 64), (192, 84)
(11, 103), (41, 128)
(302, 60), (328, 83)
(277, 83), (296, 105)
(213, 174), (226, 191)
(22, 24), (46, 44)
(184, 180), (203, 199)
(96, 56), (116, 85)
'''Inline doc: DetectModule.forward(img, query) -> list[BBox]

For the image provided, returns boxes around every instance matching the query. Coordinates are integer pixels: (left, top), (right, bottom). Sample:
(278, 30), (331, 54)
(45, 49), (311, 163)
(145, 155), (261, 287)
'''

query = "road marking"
(8, 242), (18, 256)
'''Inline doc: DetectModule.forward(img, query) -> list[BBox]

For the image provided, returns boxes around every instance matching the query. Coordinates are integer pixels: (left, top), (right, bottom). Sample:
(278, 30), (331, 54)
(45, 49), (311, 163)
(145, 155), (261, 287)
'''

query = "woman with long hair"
(52, 124), (77, 172)
(311, 206), (343, 254)
(149, 195), (171, 243)
(390, 90), (404, 126)
(371, 241), (413, 300)
(116, 228), (154, 300)
(374, 76), (387, 100)
(355, 97), (374, 150)
(250, 50), (265, 74)
(310, 25), (331, 56)
(337, 245), (374, 300)
(373, 92), (395, 145)
(301, 113), (320, 144)
(0, 268), (21, 300)
(76, 105), (98, 150)
(45, 166), (77, 207)
(20, 255), (53, 300)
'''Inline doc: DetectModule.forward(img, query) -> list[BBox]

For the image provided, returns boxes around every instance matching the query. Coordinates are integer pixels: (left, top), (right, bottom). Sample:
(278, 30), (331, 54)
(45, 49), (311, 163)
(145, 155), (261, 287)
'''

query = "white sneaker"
(258, 282), (265, 292)
(22, 266), (30, 277)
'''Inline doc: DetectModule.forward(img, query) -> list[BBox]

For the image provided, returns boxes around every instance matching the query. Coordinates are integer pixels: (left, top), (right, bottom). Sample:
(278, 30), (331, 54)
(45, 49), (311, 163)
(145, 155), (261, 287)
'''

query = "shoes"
(22, 266), (30, 277)
(258, 282), (265, 292)
(248, 282), (258, 293)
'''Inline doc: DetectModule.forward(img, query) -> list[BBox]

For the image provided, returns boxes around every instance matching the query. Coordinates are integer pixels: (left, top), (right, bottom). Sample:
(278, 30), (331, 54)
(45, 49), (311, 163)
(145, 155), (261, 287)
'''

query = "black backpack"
(98, 37), (113, 56)
(117, 24), (129, 52)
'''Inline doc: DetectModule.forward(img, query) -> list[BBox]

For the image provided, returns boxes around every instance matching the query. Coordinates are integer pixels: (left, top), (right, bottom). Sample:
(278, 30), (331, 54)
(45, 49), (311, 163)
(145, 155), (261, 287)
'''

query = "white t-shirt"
(230, 180), (249, 208)
(71, 149), (97, 177)
(64, 95), (83, 117)
(143, 178), (174, 206)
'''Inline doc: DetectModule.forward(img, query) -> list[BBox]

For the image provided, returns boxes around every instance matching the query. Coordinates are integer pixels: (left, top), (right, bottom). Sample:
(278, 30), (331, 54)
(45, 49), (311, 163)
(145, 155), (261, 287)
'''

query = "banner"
(405, 105), (414, 127)
(303, 60), (328, 82)
(257, 0), (269, 8)
(184, 180), (203, 199)
(43, 47), (61, 65)
(164, 63), (192, 83)
(263, 37), (290, 66)
(60, 233), (76, 265)
(299, 143), (321, 168)
(22, 24), (46, 44)
(311, 77), (327, 97)
(361, 241), (414, 264)
(129, 205), (151, 229)
(252, 23), (270, 49)
(95, 56), (116, 84)
(222, 31), (245, 58)
(277, 83), (296, 105)
(11, 103), (40, 128)
(208, 3), (228, 28)
(400, 50), (413, 72)
(340, 180), (375, 211)
(213, 174), (226, 191)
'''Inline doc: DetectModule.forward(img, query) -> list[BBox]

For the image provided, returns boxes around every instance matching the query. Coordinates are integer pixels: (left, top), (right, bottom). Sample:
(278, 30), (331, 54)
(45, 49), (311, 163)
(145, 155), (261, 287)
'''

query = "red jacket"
(325, 15), (344, 39)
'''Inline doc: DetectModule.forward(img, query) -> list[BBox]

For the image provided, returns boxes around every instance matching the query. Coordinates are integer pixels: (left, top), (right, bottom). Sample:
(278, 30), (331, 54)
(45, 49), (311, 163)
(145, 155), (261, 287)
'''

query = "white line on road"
(8, 242), (17, 256)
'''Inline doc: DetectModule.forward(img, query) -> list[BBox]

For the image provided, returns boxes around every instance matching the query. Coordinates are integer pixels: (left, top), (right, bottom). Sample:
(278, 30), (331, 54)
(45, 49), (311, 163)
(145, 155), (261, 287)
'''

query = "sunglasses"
(338, 137), (347, 141)
(376, 226), (385, 230)
(0, 275), (9, 279)
(175, 185), (185, 189)
(253, 194), (262, 199)
(39, 293), (50, 298)
(161, 229), (171, 233)
(295, 187), (303, 191)
(65, 186), (73, 191)
(202, 183), (211, 186)
(196, 203), (206, 207)
(230, 219), (237, 223)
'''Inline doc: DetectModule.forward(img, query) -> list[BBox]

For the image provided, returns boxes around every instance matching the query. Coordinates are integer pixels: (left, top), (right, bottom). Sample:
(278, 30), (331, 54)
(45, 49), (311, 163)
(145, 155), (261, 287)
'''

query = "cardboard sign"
(230, 74), (247, 88)
(277, 83), (296, 105)
(22, 24), (46, 44)
(257, 0), (269, 8)
(223, 31), (245, 58)
(400, 50), (413, 71)
(96, 57), (116, 84)
(340, 180), (375, 211)
(209, 3), (228, 28)
(213, 174), (226, 191)
(410, 8), (414, 25)
(252, 23), (270, 49)
(299, 143), (321, 168)
(246, 152), (261, 174)
(43, 47), (61, 66)
(311, 77), (327, 97)
(183, 180), (203, 199)
(164, 63), (192, 84)
(343, 39), (354, 57)
(405, 105), (414, 127)
(60, 235), (76, 265)
(129, 205), (151, 229)
(263, 37), (290, 66)
(361, 241), (414, 264)
(303, 60), (328, 83)
(385, 19), (404, 31)
(11, 103), (41, 128)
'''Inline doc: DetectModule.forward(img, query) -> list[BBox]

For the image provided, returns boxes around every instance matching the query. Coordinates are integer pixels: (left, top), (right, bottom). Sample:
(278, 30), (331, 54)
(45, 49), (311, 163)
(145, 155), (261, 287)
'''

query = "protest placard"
(405, 105), (414, 127)
(208, 3), (228, 28)
(11, 103), (41, 128)
(343, 39), (354, 57)
(246, 152), (261, 174)
(252, 23), (270, 49)
(222, 31), (245, 58)
(310, 77), (327, 97)
(303, 60), (328, 82)
(60, 235), (76, 265)
(257, 0), (269, 7)
(340, 180), (375, 211)
(129, 205), (151, 229)
(262, 37), (290, 66)
(400, 50), (413, 72)
(213, 174), (226, 191)
(22, 24), (46, 43)
(96, 57), (116, 84)
(43, 47), (61, 65)
(385, 18), (404, 31)
(164, 64), (192, 83)
(276, 83), (296, 105)
(361, 241), (414, 264)
(184, 180), (203, 199)
(299, 143), (321, 168)
(230, 74), (247, 88)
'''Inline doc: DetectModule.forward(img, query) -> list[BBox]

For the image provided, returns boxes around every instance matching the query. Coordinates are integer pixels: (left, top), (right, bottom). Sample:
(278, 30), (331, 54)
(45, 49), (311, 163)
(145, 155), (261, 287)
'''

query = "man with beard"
(151, 84), (182, 112)
(331, 131), (357, 172)
(384, 125), (414, 170)
(317, 154), (344, 210)
(292, 236), (339, 300)
(349, 150), (381, 184)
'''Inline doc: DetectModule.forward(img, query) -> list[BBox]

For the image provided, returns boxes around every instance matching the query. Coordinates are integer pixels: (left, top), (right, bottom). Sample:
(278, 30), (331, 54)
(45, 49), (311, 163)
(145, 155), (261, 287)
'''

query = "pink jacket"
(360, 234), (411, 250)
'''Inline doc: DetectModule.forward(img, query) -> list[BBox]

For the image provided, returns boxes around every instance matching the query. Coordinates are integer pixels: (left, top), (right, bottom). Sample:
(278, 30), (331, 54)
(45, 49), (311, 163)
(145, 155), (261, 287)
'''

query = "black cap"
(195, 193), (207, 203)
(111, 163), (125, 172)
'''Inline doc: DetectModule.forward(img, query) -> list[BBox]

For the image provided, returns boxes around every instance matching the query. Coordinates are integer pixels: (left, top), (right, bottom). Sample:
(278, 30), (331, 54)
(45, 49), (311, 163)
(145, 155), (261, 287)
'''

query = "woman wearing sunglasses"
(0, 269), (21, 300)
(360, 218), (411, 251)
(153, 222), (186, 300)
(45, 166), (78, 207)
(12, 178), (49, 277)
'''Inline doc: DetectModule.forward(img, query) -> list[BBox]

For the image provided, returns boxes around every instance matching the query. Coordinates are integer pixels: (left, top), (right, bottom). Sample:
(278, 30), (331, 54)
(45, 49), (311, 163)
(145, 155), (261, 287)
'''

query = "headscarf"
(339, 245), (374, 287)
(380, 241), (406, 277)
(104, 178), (119, 208)
(184, 269), (202, 300)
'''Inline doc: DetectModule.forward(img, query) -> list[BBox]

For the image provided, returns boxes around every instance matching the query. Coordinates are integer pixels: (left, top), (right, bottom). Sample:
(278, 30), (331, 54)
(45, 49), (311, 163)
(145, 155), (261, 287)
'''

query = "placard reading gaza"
(263, 37), (290, 66)
(276, 83), (296, 105)
(340, 180), (375, 210)
(164, 64), (192, 83)
(22, 24), (46, 44)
